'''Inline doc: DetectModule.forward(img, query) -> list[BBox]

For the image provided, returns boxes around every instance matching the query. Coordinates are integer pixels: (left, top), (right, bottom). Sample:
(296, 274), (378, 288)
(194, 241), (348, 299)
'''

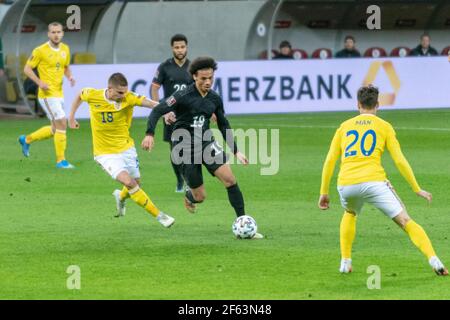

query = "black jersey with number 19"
(146, 83), (238, 154)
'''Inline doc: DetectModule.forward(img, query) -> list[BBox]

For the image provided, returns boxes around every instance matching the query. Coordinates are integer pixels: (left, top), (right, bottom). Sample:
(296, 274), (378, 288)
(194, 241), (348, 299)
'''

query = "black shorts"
(163, 122), (173, 143)
(172, 140), (229, 189)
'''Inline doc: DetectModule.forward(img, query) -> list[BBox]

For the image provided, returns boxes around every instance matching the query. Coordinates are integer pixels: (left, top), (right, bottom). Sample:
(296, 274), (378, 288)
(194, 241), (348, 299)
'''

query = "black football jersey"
(146, 84), (238, 154)
(152, 58), (193, 98)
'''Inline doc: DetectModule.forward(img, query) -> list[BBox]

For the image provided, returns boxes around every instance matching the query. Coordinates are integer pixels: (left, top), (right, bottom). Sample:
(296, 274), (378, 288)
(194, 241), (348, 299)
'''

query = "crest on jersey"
(61, 51), (66, 58)
(166, 96), (176, 106)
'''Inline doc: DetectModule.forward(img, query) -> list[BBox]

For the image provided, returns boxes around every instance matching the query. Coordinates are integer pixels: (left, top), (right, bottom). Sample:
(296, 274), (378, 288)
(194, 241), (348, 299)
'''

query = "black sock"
(171, 161), (184, 185)
(170, 143), (184, 185)
(226, 183), (245, 217)
(185, 189), (199, 204)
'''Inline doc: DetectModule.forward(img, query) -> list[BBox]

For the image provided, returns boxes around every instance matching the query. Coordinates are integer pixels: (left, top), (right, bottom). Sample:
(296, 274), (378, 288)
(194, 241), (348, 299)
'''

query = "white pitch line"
(232, 123), (450, 132)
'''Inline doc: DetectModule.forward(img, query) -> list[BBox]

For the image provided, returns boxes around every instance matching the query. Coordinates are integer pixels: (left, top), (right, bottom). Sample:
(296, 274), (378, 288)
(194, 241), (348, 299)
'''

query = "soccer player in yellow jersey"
(68, 73), (175, 228)
(319, 85), (447, 276)
(19, 22), (76, 169)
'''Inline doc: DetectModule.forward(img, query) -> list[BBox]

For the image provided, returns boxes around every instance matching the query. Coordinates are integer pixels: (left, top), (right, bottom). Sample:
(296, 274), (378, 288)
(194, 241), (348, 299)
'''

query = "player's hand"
(68, 118), (79, 129)
(69, 77), (76, 87)
(141, 135), (154, 151)
(164, 112), (176, 125)
(416, 189), (432, 203)
(318, 194), (330, 210)
(235, 151), (249, 165)
(39, 81), (49, 91)
(211, 113), (217, 123)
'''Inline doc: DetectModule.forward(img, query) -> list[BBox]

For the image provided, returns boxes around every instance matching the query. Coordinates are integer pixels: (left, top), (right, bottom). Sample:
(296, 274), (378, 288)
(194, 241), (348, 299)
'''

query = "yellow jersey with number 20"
(320, 114), (421, 194)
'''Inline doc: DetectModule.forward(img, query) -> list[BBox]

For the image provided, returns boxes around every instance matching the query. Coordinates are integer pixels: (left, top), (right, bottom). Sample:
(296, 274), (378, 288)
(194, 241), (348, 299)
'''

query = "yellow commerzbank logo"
(362, 61), (400, 106)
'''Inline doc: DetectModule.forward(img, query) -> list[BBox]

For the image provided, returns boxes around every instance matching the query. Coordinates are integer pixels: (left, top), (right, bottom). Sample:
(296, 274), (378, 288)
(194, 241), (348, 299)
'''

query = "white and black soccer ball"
(232, 215), (257, 239)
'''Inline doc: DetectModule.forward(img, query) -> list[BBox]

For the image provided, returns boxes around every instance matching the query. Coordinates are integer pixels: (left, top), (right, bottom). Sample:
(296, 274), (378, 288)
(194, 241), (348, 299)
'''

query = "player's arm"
(24, 49), (47, 90)
(150, 64), (175, 124)
(386, 126), (431, 202)
(215, 103), (248, 165)
(64, 47), (75, 87)
(139, 97), (159, 109)
(141, 96), (177, 151)
(68, 91), (83, 129)
(150, 63), (165, 101)
(318, 127), (342, 210)
(64, 65), (75, 87)
(150, 83), (160, 102)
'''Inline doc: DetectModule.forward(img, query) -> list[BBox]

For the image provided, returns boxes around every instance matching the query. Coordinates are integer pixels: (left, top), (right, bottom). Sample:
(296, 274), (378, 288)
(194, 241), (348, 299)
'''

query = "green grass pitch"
(1, 108), (449, 299)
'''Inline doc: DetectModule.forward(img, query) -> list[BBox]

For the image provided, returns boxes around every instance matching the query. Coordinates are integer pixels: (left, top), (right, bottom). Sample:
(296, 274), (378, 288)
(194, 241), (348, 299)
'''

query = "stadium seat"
(390, 47), (411, 57)
(364, 47), (387, 58)
(5, 53), (28, 80)
(73, 52), (96, 64)
(311, 48), (332, 59)
(441, 46), (450, 56)
(292, 49), (308, 59)
(5, 80), (17, 103)
(258, 50), (279, 60)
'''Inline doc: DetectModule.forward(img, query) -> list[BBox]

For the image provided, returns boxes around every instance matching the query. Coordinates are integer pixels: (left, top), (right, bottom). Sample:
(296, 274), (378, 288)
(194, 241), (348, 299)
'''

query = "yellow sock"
(54, 130), (67, 163)
(120, 187), (130, 201)
(340, 211), (357, 259)
(404, 220), (436, 259)
(26, 126), (53, 144)
(129, 187), (160, 217)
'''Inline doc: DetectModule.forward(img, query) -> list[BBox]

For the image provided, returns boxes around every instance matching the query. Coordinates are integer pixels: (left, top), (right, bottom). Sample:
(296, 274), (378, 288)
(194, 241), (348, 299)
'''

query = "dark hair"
(48, 22), (63, 31)
(189, 56), (217, 75)
(171, 34), (188, 46)
(108, 73), (128, 87)
(357, 85), (379, 109)
(344, 35), (355, 42)
(279, 40), (292, 49)
(420, 33), (430, 40)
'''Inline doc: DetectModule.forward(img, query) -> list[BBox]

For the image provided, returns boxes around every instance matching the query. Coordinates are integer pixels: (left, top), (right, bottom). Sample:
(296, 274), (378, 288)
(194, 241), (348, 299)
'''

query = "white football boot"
(157, 212), (175, 228)
(339, 258), (353, 273)
(429, 256), (449, 276)
(112, 189), (126, 217)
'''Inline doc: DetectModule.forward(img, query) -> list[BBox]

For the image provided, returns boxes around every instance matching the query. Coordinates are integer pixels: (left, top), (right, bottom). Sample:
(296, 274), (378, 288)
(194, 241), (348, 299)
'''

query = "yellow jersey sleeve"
(26, 48), (41, 69)
(386, 125), (421, 192)
(127, 92), (146, 106)
(320, 126), (342, 194)
(80, 88), (93, 102)
(65, 46), (71, 67)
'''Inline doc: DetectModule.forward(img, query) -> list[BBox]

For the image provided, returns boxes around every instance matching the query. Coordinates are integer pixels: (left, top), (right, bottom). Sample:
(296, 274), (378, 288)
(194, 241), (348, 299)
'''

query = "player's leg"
(370, 181), (447, 275)
(47, 98), (74, 168)
(19, 99), (55, 157)
(337, 184), (364, 273)
(115, 171), (174, 227)
(183, 163), (206, 213)
(213, 164), (245, 217)
(96, 151), (174, 227)
(211, 163), (263, 239)
(165, 123), (184, 192)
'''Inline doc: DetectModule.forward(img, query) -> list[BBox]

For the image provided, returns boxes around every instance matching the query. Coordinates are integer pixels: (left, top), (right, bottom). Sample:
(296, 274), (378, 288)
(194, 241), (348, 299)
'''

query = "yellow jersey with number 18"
(320, 113), (421, 194)
(26, 42), (70, 98)
(80, 88), (146, 156)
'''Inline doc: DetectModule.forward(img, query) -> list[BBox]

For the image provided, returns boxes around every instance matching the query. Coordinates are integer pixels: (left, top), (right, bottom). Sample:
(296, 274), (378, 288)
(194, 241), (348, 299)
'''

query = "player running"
(318, 85), (447, 276)
(19, 22), (76, 169)
(141, 56), (263, 239)
(151, 34), (193, 193)
(68, 73), (175, 228)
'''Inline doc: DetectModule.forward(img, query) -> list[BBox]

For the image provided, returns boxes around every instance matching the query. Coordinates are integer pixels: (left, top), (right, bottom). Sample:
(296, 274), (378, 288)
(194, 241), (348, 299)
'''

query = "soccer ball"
(232, 215), (257, 239)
